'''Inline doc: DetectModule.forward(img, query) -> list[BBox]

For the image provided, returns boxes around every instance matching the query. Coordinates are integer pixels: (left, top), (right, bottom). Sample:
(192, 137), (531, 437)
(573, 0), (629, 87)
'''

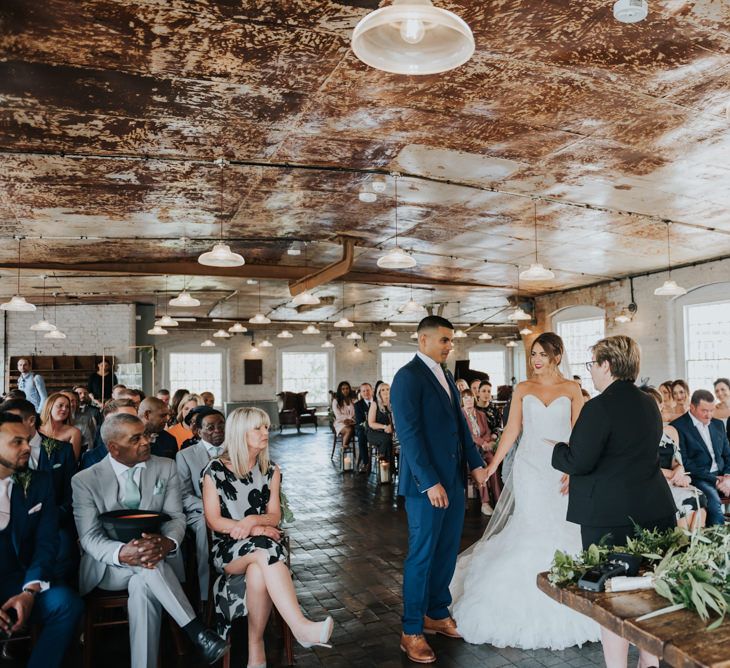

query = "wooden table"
(537, 573), (730, 668)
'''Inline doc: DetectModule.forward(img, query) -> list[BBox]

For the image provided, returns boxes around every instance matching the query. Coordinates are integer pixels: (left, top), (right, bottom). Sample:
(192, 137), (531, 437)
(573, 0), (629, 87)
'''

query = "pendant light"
(347, 331), (362, 340)
(509, 265), (532, 320)
(250, 340), (260, 353)
(478, 332), (492, 340)
(259, 338), (272, 348)
(453, 301), (468, 337)
(155, 276), (178, 327)
(381, 327), (397, 337)
(44, 292), (66, 339)
(615, 279), (638, 323)
(519, 327), (533, 336)
(358, 185), (377, 203)
(506, 340), (518, 348)
(2, 239), (36, 312)
(148, 294), (168, 335)
(169, 290), (200, 308)
(302, 324), (320, 334)
(402, 283), (423, 312)
(654, 222), (687, 296)
(201, 338), (216, 347)
(213, 329), (231, 338)
(372, 176), (387, 193)
(353, 342), (362, 353)
(198, 158), (245, 267)
(228, 291), (247, 333)
(410, 331), (418, 339)
(322, 336), (335, 348)
(352, 0), (475, 75)
(379, 340), (393, 348)
(290, 243), (321, 307)
(378, 175), (416, 269)
(277, 330), (293, 338)
(249, 282), (271, 324)
(334, 283), (354, 327)
(30, 275), (57, 332)
(520, 202), (554, 282)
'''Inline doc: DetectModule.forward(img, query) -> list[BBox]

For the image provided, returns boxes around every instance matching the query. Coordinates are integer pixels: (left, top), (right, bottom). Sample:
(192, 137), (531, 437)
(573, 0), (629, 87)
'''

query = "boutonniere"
(13, 470), (33, 497)
(41, 435), (62, 458)
(153, 479), (165, 495)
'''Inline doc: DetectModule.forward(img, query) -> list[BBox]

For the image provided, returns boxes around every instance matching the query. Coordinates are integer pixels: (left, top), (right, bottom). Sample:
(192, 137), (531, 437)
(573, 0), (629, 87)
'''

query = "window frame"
(467, 344), (510, 388)
(378, 345), (417, 385)
(277, 345), (334, 408)
(163, 346), (228, 405)
(551, 305), (606, 393)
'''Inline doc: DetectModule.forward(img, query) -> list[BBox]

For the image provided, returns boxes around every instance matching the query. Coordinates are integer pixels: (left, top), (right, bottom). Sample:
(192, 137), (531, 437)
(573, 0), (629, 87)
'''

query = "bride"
(450, 332), (600, 649)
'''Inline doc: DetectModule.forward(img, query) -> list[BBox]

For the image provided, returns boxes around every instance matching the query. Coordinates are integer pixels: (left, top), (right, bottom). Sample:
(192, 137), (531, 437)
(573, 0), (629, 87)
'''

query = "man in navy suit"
(0, 398), (77, 583)
(391, 316), (488, 664)
(353, 383), (373, 472)
(0, 411), (83, 668)
(671, 389), (730, 526)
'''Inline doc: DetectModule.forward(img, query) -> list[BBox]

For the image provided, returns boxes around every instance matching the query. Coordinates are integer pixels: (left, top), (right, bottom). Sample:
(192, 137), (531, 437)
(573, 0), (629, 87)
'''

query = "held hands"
(119, 533), (175, 569)
(0, 592), (34, 635)
(427, 483), (449, 509)
(228, 516), (257, 540)
(471, 466), (489, 488)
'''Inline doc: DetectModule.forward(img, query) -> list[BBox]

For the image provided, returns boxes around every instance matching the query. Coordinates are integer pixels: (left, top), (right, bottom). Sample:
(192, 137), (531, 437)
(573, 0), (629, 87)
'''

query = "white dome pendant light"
(352, 0), (475, 75)
(249, 282), (271, 324)
(654, 222), (687, 296)
(198, 158), (245, 267)
(44, 292), (67, 339)
(2, 239), (36, 312)
(519, 202), (554, 282)
(378, 175), (416, 269)
(30, 275), (57, 332)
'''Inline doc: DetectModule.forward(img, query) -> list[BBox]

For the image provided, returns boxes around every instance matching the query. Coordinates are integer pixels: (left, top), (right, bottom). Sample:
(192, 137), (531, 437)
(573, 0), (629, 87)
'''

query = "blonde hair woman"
(202, 408), (333, 667)
(166, 392), (203, 448)
(39, 392), (83, 460)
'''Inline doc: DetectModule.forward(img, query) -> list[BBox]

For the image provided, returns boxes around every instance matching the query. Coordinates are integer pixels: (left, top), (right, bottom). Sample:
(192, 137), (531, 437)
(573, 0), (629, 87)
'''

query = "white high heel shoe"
(297, 616), (334, 649)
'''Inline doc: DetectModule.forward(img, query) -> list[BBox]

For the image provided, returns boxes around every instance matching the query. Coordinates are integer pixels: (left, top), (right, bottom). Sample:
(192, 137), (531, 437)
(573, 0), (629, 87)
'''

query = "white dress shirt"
(416, 351), (452, 401)
(200, 439), (224, 459)
(690, 413), (718, 473)
(28, 431), (42, 470)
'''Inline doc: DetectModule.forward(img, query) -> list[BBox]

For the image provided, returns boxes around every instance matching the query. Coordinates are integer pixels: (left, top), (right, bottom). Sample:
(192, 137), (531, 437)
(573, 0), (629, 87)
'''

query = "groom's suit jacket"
(391, 355), (484, 497)
(670, 413), (730, 485)
(552, 379), (675, 527)
(72, 454), (186, 595)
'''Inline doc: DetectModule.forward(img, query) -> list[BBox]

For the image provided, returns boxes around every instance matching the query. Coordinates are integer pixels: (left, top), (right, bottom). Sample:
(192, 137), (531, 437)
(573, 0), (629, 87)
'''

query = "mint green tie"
(122, 467), (141, 509)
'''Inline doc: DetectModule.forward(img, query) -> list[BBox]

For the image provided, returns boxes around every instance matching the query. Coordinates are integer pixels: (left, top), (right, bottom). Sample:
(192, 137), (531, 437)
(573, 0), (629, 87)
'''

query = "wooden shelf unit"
(7, 355), (116, 395)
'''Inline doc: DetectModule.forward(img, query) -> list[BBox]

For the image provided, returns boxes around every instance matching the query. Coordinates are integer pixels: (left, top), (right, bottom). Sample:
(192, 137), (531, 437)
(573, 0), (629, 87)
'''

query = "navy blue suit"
(671, 413), (730, 526)
(353, 398), (371, 468)
(79, 436), (108, 471)
(391, 355), (484, 634)
(150, 429), (178, 460)
(0, 470), (83, 668)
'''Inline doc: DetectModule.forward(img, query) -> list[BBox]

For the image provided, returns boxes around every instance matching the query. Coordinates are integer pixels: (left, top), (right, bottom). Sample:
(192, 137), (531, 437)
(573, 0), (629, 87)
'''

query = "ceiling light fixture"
(613, 0), (648, 23)
(351, 0), (475, 75)
(654, 222), (687, 296)
(614, 312), (631, 324)
(249, 282), (271, 324)
(44, 292), (66, 339)
(156, 315), (179, 327)
(228, 290), (247, 333)
(334, 282), (354, 327)
(30, 275), (56, 332)
(147, 324), (168, 336)
(198, 158), (245, 267)
(372, 176), (387, 193)
(287, 242), (302, 256)
(277, 330), (293, 338)
(358, 186), (377, 203)
(478, 332), (493, 340)
(508, 307), (532, 321)
(250, 341), (259, 353)
(291, 290), (320, 307)
(169, 290), (200, 308)
(213, 329), (231, 338)
(201, 339), (215, 347)
(259, 338), (272, 348)
(322, 336), (335, 348)
(302, 324), (320, 334)
(246, 279), (258, 285)
(381, 327), (397, 337)
(378, 175), (417, 269)
(520, 202), (554, 282)
(2, 239), (36, 312)
(44, 329), (67, 340)
(347, 331), (362, 340)
(506, 340), (518, 348)
(353, 342), (362, 353)
(615, 280), (638, 323)
(411, 331), (418, 339)
(454, 328), (468, 338)
(379, 340), (393, 348)
(519, 327), (533, 336)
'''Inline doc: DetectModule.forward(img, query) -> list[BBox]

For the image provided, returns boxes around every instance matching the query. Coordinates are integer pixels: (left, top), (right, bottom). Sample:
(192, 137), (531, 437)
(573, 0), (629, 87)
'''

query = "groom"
(392, 316), (489, 663)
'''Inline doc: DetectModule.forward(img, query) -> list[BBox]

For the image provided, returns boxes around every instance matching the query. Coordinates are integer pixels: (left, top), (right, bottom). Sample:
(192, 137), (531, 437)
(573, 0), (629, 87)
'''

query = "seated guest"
(200, 392), (215, 407)
(714, 378), (730, 432)
(138, 397), (176, 459)
(0, 399), (77, 582)
(156, 389), (171, 406)
(110, 384), (127, 401)
(658, 381), (677, 423)
(61, 390), (94, 454)
(79, 399), (137, 470)
(167, 393), (204, 449)
(180, 406), (207, 450)
(176, 408), (224, 609)
(461, 390), (501, 516)
(670, 379), (690, 420)
(72, 414), (227, 668)
(671, 389), (730, 526)
(476, 380), (501, 435)
(169, 388), (190, 426)
(6, 389), (27, 401)
(127, 389), (146, 406)
(0, 412), (84, 667)
(367, 381), (394, 464)
(73, 385), (102, 431)
(202, 408), (333, 665)
(455, 379), (469, 393)
(640, 387), (706, 529)
(331, 381), (355, 455)
(39, 393), (82, 461)
(353, 383), (373, 473)
(88, 360), (118, 404)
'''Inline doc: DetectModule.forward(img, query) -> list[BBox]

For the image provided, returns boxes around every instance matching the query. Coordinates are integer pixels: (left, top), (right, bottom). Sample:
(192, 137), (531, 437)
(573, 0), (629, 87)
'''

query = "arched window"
(551, 305), (606, 394)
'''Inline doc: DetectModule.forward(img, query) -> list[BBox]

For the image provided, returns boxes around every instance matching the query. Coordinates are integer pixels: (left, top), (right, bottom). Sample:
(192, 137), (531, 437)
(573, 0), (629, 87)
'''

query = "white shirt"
(416, 351), (452, 401)
(0, 475), (49, 592)
(201, 439), (223, 459)
(28, 432), (42, 470)
(690, 414), (718, 473)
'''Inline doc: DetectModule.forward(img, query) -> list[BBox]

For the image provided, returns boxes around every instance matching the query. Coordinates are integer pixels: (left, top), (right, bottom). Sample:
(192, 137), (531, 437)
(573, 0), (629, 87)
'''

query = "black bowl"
(101, 509), (170, 543)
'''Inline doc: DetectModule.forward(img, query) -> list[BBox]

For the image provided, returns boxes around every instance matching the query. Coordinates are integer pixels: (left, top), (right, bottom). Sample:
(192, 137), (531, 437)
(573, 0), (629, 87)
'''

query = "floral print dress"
(203, 458), (287, 638)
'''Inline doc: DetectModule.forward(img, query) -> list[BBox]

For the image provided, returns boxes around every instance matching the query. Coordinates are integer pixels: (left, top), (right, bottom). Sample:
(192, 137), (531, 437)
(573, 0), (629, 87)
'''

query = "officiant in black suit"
(353, 383), (373, 473)
(551, 335), (675, 668)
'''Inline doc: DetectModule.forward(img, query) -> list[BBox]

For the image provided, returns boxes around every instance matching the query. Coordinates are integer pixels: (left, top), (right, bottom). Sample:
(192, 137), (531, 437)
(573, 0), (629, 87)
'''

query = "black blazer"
(354, 398), (371, 433)
(670, 412), (730, 484)
(552, 380), (675, 528)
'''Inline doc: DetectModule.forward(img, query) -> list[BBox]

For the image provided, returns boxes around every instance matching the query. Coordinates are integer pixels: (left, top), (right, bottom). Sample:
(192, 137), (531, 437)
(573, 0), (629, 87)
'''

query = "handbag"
(367, 426), (392, 448)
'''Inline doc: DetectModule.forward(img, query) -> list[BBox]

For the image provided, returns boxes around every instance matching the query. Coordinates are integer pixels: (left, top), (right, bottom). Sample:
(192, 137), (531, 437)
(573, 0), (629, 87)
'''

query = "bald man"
(139, 397), (177, 459)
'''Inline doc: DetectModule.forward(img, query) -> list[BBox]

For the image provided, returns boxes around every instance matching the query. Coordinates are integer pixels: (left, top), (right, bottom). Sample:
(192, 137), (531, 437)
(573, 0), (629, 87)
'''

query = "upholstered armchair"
(277, 391), (318, 433)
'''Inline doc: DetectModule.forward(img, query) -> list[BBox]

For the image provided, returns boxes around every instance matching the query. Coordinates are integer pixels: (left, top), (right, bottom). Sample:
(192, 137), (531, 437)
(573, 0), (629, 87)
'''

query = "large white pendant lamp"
(170, 290), (200, 308)
(520, 203), (554, 282)
(291, 290), (320, 307)
(30, 275), (56, 331)
(654, 222), (687, 296)
(198, 158), (245, 267)
(352, 0), (475, 75)
(44, 291), (66, 339)
(302, 324), (320, 334)
(277, 330), (293, 338)
(378, 175), (417, 269)
(2, 239), (36, 312)
(249, 282), (271, 324)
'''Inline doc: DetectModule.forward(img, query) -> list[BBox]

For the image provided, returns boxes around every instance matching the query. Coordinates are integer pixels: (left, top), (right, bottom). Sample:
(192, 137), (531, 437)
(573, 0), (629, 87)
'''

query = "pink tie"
(435, 365), (452, 401)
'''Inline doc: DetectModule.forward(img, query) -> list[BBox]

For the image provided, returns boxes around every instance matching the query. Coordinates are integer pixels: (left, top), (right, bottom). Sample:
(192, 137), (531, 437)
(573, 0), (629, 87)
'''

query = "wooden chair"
(277, 392), (318, 433)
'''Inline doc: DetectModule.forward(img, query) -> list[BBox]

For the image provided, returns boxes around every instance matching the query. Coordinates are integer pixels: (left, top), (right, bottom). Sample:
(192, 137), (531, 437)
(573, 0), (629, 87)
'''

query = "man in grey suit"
(176, 408), (224, 608)
(72, 413), (227, 667)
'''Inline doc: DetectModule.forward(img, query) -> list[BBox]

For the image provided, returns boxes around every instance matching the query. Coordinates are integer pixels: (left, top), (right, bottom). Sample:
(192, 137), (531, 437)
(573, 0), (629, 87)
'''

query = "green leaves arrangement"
(279, 490), (295, 525)
(549, 525), (730, 629)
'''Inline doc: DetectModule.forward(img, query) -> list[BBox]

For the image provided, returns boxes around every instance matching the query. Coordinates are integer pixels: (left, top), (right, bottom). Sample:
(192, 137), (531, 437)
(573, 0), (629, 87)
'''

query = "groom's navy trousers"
(392, 355), (484, 635)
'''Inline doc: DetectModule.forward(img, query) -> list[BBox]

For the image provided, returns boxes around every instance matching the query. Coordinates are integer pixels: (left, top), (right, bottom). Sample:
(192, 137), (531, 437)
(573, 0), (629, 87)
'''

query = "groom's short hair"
(592, 335), (640, 382)
(417, 315), (453, 333)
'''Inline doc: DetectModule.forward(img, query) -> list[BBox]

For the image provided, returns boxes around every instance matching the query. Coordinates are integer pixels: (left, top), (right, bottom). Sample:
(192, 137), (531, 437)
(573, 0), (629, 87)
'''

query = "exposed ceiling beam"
(288, 237), (355, 296)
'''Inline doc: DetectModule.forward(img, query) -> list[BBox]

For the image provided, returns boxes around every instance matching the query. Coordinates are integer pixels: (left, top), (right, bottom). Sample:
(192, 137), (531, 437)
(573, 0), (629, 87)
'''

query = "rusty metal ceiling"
(1, 0), (729, 326)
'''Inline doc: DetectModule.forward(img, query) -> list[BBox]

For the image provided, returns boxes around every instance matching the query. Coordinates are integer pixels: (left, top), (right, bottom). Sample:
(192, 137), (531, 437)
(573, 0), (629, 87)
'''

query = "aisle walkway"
(274, 430), (610, 668)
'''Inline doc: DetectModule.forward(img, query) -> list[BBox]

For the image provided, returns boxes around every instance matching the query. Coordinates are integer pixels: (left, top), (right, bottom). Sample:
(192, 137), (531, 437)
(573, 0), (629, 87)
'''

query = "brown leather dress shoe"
(399, 633), (436, 664)
(423, 615), (463, 639)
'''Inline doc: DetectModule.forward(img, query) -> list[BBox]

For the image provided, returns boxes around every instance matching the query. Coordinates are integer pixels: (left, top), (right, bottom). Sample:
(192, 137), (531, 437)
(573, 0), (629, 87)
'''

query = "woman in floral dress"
(202, 407), (333, 668)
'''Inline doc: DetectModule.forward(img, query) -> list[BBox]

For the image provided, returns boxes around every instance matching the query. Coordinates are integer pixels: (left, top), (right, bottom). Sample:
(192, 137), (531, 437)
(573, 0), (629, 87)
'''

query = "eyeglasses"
(585, 361), (598, 371)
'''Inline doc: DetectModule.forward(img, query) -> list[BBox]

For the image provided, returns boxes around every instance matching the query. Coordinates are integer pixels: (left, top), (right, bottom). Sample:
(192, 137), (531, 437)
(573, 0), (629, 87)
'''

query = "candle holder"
(379, 459), (391, 484)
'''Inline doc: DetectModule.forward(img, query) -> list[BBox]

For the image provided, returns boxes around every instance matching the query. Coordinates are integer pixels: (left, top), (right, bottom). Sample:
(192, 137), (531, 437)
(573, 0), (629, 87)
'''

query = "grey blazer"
(175, 442), (213, 516)
(72, 454), (186, 595)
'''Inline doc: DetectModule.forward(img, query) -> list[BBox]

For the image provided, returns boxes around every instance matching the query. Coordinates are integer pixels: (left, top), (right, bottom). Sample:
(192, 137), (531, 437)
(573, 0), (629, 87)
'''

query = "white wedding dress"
(450, 395), (600, 649)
